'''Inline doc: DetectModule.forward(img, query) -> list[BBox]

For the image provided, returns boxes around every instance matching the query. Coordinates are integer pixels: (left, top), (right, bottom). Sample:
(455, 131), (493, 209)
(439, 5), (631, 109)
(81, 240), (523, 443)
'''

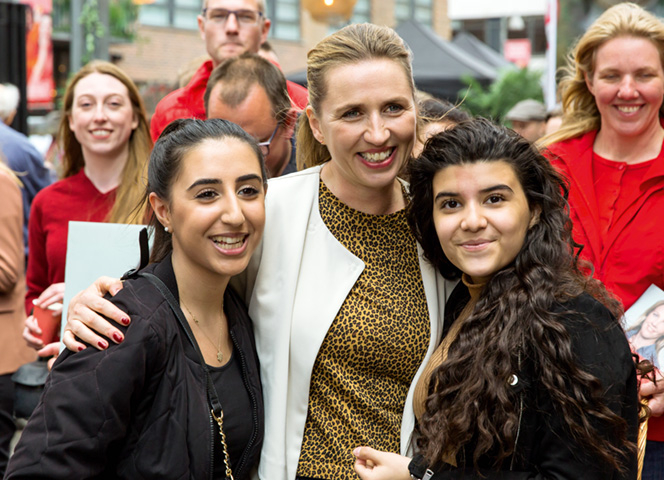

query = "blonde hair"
(59, 60), (152, 224)
(296, 23), (417, 170)
(543, 3), (664, 146)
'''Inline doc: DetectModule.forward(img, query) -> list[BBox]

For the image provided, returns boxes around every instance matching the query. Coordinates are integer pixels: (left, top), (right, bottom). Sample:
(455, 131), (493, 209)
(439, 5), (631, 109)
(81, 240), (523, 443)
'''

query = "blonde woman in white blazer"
(232, 165), (453, 480)
(62, 24), (454, 480)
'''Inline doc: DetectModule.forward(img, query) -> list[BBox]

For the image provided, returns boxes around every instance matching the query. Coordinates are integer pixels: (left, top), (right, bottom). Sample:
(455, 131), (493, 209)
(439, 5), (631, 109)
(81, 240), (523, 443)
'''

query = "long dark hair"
(147, 118), (267, 263)
(407, 118), (630, 471)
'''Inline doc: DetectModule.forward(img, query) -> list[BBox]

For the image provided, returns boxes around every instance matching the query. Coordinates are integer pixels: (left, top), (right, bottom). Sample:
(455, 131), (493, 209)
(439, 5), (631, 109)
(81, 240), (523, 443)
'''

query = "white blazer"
(233, 165), (455, 480)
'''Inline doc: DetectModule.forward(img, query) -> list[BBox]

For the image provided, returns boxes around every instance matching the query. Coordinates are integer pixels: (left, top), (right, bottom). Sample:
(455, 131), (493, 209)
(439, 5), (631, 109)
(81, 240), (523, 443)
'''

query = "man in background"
(150, 0), (308, 141)
(505, 99), (547, 143)
(204, 53), (297, 177)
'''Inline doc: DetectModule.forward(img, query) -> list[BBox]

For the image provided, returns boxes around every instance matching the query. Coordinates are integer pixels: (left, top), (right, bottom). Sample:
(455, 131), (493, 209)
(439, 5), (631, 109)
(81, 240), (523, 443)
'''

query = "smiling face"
(306, 58), (417, 195)
(152, 137), (266, 283)
(432, 160), (536, 284)
(586, 35), (664, 139)
(641, 304), (664, 341)
(67, 72), (138, 161)
(198, 0), (270, 66)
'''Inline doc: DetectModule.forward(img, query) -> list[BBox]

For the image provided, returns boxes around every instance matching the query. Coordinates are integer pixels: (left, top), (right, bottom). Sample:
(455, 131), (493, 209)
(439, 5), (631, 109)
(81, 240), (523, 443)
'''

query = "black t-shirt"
(210, 348), (253, 479)
(180, 336), (253, 479)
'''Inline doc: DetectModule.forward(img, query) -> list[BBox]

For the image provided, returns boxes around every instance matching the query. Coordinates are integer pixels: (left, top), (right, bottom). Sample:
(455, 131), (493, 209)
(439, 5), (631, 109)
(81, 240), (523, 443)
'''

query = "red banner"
(504, 39), (532, 68)
(21, 0), (55, 111)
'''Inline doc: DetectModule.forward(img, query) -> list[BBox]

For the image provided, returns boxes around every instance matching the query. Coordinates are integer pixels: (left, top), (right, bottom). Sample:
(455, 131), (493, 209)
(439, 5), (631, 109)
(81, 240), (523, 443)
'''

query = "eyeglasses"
(202, 8), (263, 26)
(257, 125), (279, 157)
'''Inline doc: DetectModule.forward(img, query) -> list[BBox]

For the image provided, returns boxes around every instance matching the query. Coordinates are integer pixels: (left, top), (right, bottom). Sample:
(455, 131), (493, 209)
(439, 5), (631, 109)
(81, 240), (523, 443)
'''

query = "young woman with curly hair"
(353, 118), (639, 479)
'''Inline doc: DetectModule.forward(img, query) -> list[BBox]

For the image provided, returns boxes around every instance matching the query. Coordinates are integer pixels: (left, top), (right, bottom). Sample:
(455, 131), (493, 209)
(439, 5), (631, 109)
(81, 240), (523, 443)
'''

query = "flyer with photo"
(622, 284), (664, 369)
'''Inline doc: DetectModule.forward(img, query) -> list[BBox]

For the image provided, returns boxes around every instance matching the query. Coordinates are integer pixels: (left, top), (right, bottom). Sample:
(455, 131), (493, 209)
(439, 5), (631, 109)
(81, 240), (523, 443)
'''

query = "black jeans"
(0, 373), (16, 476)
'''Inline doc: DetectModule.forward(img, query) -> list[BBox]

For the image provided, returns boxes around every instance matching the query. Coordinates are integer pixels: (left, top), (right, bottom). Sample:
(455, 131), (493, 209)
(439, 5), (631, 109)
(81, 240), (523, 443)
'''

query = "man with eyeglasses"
(149, 0), (308, 142)
(204, 53), (298, 177)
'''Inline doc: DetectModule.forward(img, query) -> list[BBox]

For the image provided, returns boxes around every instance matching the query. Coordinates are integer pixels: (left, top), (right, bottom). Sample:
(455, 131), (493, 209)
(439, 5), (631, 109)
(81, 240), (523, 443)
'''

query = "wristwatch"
(408, 454), (434, 480)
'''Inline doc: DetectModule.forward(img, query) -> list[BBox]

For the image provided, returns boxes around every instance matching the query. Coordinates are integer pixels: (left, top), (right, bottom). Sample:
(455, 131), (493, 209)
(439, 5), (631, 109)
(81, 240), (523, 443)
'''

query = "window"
(266, 0), (301, 41)
(327, 0), (370, 34)
(350, 0), (370, 23)
(454, 16), (547, 55)
(139, 0), (200, 29)
(395, 0), (433, 26)
(506, 16), (546, 55)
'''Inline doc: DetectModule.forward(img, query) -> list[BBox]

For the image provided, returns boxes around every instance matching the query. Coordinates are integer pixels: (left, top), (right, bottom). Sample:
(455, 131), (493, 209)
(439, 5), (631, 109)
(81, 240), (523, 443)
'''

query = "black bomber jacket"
(6, 254), (264, 479)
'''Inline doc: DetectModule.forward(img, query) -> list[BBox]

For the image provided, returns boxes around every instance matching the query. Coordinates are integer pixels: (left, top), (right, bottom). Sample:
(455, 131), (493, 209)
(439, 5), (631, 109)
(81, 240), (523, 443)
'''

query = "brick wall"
(433, 0), (451, 40)
(111, 26), (208, 85)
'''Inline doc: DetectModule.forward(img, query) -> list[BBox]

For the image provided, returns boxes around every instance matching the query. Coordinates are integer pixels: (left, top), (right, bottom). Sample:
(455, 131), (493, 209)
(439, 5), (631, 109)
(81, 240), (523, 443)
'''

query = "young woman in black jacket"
(353, 118), (640, 479)
(6, 118), (266, 479)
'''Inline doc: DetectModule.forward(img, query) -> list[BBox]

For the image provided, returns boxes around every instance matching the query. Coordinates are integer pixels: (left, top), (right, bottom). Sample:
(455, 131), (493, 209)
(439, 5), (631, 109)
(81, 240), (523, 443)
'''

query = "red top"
(149, 60), (309, 142)
(592, 152), (654, 238)
(26, 169), (116, 313)
(548, 129), (664, 441)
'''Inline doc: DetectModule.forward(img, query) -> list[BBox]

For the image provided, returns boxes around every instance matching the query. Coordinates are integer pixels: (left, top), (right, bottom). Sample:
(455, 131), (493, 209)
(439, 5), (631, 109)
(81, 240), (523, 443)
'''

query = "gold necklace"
(181, 300), (225, 363)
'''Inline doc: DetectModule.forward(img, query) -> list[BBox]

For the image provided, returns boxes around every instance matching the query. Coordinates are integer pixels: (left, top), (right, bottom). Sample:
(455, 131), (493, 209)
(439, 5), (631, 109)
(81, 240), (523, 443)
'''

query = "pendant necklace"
(181, 300), (225, 363)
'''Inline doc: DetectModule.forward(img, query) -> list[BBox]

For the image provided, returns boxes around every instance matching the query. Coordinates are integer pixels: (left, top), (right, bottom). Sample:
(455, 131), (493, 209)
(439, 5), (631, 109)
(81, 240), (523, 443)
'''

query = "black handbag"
(11, 358), (49, 419)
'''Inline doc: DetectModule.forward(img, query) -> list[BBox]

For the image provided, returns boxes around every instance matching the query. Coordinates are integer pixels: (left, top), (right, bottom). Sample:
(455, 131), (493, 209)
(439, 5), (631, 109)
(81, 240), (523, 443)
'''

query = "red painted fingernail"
(112, 332), (124, 343)
(98, 341), (108, 349)
(121, 317), (130, 326)
(78, 346), (84, 352)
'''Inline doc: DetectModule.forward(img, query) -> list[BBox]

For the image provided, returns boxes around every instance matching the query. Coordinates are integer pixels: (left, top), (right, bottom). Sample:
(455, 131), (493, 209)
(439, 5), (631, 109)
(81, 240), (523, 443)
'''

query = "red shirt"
(26, 170), (116, 313)
(149, 60), (309, 142)
(592, 152), (654, 238)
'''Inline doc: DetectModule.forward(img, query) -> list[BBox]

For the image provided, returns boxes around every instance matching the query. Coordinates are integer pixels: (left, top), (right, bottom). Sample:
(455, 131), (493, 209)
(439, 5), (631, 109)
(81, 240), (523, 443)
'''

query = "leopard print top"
(296, 180), (431, 480)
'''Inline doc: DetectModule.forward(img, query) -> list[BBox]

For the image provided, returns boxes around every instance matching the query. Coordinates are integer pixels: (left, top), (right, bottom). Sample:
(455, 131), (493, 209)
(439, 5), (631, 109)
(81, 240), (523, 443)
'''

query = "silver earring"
(164, 226), (170, 233)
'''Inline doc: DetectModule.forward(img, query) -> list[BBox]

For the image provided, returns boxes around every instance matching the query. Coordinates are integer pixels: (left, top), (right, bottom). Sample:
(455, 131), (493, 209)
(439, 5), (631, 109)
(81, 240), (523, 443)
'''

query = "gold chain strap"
(211, 408), (234, 480)
(637, 398), (650, 480)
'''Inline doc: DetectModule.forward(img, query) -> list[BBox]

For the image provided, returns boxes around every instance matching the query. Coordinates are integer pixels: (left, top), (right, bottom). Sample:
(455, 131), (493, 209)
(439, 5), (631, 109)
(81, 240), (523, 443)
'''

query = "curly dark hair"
(407, 118), (632, 472)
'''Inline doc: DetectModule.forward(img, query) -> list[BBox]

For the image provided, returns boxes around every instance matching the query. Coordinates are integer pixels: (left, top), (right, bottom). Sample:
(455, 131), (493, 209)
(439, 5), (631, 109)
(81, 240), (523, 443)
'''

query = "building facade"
(107, 0), (449, 112)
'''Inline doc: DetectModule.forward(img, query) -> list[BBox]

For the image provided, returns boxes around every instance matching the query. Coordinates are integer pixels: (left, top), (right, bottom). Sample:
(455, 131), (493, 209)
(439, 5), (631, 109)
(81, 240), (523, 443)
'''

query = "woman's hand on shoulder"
(62, 276), (127, 352)
(353, 446), (412, 480)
